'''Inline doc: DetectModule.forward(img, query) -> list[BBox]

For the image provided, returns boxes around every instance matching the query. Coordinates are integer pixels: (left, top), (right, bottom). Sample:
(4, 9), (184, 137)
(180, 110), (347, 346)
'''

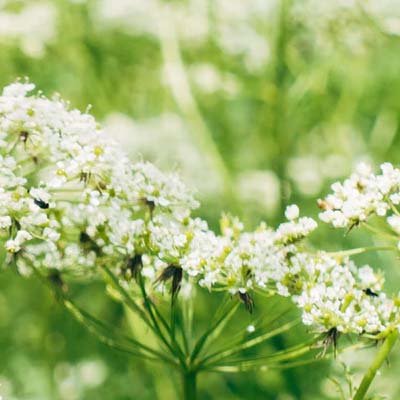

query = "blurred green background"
(2, 0), (400, 399)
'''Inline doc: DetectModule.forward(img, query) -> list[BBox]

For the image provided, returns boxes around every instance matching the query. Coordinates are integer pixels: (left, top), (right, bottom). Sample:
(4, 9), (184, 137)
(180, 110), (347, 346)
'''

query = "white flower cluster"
(1, 81), (399, 338)
(179, 214), (399, 335)
(292, 254), (398, 334)
(319, 162), (400, 230)
(0, 81), (197, 277)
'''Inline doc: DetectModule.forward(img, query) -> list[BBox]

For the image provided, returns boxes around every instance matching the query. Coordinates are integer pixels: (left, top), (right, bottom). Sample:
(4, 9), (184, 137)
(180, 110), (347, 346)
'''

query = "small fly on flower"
(363, 288), (379, 297)
(238, 291), (255, 313)
(34, 198), (49, 209)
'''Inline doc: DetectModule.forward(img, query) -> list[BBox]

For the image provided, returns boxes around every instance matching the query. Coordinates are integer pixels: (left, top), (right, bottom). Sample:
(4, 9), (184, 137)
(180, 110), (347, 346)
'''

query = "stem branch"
(353, 330), (398, 400)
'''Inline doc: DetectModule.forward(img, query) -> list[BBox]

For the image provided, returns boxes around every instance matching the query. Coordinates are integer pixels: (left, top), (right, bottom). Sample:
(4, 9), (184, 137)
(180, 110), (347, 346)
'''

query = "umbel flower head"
(319, 162), (400, 229)
(0, 81), (399, 338)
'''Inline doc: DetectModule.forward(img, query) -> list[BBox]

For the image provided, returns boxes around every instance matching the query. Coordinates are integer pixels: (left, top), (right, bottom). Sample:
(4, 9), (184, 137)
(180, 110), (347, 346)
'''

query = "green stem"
(138, 274), (189, 368)
(190, 300), (239, 363)
(182, 370), (197, 400)
(363, 223), (398, 241)
(100, 264), (153, 328)
(327, 246), (397, 258)
(64, 300), (177, 365)
(137, 274), (185, 365)
(199, 319), (300, 368)
(388, 200), (400, 217)
(32, 266), (178, 366)
(353, 330), (398, 400)
(202, 340), (314, 371)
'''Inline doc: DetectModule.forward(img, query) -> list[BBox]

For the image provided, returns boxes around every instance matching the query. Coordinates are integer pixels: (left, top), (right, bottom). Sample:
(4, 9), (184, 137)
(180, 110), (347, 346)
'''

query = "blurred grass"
(2, 0), (400, 398)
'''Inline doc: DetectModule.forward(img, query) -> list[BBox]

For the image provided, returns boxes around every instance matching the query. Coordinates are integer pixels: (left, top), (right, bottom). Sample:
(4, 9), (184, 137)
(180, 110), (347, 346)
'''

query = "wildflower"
(6, 230), (32, 253)
(1, 80), (399, 339)
(0, 216), (12, 229)
(319, 162), (400, 229)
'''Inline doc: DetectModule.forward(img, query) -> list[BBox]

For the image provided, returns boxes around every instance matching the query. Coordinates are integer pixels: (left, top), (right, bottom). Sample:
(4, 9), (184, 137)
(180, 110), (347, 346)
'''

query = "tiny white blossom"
(285, 204), (300, 220)
(0, 215), (12, 229)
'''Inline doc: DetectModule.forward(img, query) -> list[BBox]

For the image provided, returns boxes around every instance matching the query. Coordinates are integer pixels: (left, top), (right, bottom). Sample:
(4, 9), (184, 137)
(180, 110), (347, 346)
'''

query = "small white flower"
(285, 204), (299, 220)
(0, 215), (12, 229)
(6, 239), (20, 253)
(15, 230), (33, 244)
(43, 227), (60, 242)
(30, 187), (51, 203)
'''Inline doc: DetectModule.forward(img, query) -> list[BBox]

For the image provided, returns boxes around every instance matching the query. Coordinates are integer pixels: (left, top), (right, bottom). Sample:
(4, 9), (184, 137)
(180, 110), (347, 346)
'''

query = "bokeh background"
(2, 0), (400, 399)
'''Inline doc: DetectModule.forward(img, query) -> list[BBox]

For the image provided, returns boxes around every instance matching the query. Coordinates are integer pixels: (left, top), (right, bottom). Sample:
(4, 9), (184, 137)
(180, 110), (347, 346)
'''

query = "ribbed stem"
(182, 371), (197, 400)
(353, 330), (398, 400)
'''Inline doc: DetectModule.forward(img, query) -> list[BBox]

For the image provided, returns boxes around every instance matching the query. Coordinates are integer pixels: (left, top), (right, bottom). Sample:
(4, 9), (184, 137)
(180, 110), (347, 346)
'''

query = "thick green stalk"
(353, 330), (398, 400)
(182, 370), (197, 400)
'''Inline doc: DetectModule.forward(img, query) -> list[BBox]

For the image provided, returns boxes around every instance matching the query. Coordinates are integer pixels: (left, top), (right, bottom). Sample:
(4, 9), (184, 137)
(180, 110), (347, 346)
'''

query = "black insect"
(238, 291), (255, 314)
(79, 232), (91, 243)
(34, 198), (49, 209)
(364, 288), (379, 297)
(144, 199), (155, 215)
